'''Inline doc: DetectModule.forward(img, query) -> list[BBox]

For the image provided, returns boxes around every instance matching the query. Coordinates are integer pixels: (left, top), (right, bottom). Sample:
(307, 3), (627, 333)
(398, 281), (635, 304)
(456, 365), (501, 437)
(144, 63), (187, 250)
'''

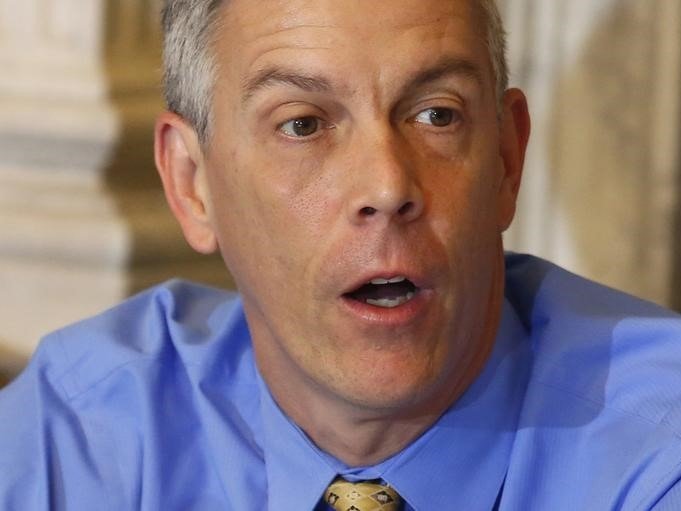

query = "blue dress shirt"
(1, 254), (681, 510)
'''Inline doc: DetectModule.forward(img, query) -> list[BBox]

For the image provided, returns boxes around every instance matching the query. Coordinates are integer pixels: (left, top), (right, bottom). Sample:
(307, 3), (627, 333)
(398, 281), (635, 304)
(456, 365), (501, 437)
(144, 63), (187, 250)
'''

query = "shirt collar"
(258, 376), (338, 511)
(259, 299), (531, 511)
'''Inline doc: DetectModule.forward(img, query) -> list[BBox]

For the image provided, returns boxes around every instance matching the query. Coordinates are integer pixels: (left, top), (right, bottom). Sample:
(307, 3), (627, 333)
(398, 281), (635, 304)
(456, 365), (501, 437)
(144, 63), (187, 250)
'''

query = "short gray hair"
(162, 0), (224, 143)
(161, 0), (509, 144)
(477, 0), (509, 102)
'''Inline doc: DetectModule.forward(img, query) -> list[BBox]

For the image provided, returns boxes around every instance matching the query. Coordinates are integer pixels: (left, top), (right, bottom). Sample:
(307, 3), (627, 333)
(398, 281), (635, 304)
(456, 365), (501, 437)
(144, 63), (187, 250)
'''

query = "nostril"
(398, 202), (413, 216)
(360, 206), (377, 216)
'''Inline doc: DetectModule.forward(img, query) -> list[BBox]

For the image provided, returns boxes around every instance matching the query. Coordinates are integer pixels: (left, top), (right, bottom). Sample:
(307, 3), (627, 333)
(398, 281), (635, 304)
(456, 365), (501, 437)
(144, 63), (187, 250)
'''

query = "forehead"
(213, 0), (491, 90)
(219, 0), (481, 31)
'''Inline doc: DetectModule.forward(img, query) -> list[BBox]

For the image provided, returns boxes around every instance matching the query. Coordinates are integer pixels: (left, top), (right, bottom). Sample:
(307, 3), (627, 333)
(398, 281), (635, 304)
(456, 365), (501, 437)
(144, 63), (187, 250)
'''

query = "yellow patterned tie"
(325, 478), (403, 511)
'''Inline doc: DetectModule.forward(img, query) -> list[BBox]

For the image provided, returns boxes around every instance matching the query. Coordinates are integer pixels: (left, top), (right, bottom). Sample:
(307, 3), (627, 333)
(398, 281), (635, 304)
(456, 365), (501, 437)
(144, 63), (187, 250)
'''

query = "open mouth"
(344, 276), (419, 309)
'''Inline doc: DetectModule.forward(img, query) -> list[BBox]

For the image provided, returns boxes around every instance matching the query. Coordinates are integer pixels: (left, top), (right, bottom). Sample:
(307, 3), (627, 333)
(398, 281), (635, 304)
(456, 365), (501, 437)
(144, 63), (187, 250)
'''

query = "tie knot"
(325, 478), (403, 511)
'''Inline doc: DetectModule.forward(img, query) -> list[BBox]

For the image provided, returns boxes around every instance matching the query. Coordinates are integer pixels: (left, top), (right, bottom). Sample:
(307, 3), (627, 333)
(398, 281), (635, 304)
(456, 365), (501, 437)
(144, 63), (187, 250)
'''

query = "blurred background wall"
(0, 0), (231, 378)
(502, 0), (681, 314)
(0, 0), (680, 381)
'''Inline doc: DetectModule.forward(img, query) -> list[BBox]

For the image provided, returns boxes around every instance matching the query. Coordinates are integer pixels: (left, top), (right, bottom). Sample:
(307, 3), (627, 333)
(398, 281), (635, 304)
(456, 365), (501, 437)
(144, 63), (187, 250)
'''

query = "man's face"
(192, 0), (527, 414)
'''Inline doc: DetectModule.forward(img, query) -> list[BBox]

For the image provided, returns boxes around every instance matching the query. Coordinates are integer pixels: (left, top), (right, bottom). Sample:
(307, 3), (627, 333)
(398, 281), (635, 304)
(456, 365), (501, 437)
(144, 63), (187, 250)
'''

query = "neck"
(251, 329), (475, 466)
(262, 327), (497, 467)
(252, 257), (505, 467)
(308, 412), (437, 467)
(271, 375), (448, 466)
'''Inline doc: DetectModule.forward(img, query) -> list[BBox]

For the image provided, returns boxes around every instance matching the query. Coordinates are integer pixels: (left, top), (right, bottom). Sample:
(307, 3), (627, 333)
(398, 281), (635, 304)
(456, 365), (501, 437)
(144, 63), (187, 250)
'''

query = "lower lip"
(340, 289), (433, 327)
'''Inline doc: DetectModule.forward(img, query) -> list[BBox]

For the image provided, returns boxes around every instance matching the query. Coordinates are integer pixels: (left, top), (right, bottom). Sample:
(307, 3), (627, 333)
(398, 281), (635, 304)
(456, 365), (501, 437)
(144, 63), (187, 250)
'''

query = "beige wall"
(0, 0), (231, 378)
(501, 0), (681, 308)
(1, 1), (680, 380)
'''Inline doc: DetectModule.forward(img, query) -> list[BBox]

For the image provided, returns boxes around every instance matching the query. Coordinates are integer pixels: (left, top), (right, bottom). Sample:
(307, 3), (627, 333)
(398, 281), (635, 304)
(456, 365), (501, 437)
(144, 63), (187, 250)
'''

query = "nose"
(346, 130), (424, 226)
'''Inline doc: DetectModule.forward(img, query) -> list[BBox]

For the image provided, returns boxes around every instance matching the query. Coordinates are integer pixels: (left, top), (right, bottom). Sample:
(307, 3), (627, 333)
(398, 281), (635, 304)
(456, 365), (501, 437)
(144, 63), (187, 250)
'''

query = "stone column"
(0, 0), (230, 375)
(500, 0), (681, 308)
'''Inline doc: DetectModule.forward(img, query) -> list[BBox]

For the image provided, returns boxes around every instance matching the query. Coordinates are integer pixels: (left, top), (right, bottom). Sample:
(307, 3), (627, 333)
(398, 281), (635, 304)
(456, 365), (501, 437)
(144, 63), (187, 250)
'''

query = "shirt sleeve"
(0, 339), (120, 511)
(0, 364), (49, 509)
(651, 478), (681, 511)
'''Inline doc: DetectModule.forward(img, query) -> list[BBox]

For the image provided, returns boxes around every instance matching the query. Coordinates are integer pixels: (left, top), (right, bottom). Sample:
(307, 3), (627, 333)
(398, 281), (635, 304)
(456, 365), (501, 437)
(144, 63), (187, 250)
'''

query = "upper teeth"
(370, 276), (406, 285)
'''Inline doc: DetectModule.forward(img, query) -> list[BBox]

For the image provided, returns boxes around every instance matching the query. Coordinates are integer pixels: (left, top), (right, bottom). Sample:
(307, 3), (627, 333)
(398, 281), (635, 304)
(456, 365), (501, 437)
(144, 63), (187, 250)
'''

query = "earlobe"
(154, 112), (218, 254)
(497, 88), (531, 231)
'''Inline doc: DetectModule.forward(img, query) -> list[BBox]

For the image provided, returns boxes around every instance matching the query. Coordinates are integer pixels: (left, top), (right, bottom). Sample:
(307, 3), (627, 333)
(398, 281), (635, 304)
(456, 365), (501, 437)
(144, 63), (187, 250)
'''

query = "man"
(1, 0), (680, 509)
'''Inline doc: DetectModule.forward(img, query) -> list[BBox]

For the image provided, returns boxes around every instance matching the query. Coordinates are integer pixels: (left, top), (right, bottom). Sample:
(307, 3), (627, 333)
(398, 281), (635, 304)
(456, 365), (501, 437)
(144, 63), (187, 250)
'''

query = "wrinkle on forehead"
(222, 3), (480, 65)
(222, 0), (476, 42)
(215, 0), (492, 111)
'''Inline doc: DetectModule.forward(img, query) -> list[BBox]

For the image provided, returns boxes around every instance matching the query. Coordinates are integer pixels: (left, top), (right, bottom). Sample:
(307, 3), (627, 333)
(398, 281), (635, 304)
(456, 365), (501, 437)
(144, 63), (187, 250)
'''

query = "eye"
(413, 107), (458, 127)
(278, 116), (320, 137)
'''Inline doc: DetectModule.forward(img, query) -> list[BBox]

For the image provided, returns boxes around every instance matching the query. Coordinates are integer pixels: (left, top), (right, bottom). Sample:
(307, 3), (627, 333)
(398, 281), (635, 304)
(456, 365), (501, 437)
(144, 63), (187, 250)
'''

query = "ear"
(154, 111), (218, 254)
(497, 88), (531, 231)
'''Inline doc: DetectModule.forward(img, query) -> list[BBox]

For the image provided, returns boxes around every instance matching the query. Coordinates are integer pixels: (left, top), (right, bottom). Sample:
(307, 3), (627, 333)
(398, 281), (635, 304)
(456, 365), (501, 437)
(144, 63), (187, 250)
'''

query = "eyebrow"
(242, 67), (332, 104)
(398, 57), (484, 98)
(241, 56), (484, 105)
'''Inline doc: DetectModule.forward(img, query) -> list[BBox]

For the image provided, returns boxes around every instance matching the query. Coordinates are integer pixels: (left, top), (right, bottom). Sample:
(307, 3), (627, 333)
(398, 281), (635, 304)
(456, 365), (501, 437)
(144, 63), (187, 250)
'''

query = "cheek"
(207, 149), (338, 293)
(427, 166), (493, 231)
(251, 149), (347, 250)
